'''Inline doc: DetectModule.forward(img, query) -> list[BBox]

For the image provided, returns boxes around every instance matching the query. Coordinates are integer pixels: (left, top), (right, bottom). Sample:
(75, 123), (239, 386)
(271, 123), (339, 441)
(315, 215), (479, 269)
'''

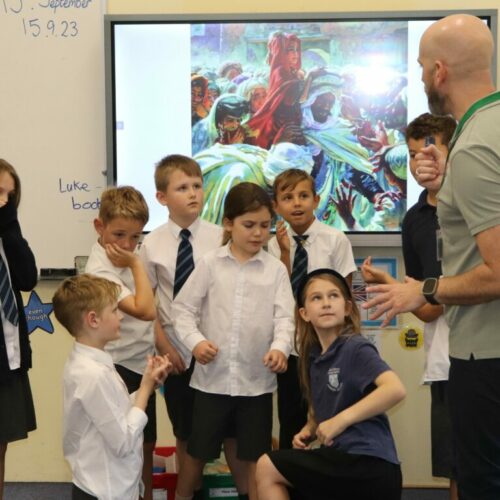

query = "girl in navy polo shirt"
(256, 268), (405, 500)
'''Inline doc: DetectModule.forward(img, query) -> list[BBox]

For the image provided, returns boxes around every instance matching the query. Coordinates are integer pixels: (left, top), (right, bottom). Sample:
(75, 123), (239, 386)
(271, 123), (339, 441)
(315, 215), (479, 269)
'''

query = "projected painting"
(189, 21), (408, 231)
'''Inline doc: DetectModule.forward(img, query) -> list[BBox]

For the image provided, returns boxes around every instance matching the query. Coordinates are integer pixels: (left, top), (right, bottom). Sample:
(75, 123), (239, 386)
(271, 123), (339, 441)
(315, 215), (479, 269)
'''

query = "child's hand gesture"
(151, 354), (172, 387)
(292, 426), (316, 449)
(105, 243), (137, 268)
(193, 340), (218, 365)
(263, 350), (287, 373)
(275, 220), (290, 254)
(141, 355), (171, 392)
(316, 413), (348, 447)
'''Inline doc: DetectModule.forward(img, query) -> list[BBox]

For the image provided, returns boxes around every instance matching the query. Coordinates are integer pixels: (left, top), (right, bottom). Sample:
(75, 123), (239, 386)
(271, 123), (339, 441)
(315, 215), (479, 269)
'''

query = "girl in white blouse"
(172, 182), (295, 500)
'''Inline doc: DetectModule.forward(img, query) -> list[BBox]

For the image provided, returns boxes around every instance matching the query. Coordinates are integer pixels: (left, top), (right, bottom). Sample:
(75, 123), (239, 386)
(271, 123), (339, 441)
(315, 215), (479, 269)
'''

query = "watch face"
(423, 278), (437, 295)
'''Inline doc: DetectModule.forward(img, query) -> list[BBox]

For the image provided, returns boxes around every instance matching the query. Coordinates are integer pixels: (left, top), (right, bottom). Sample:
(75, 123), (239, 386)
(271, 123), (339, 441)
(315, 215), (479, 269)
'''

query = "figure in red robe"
(247, 32), (306, 149)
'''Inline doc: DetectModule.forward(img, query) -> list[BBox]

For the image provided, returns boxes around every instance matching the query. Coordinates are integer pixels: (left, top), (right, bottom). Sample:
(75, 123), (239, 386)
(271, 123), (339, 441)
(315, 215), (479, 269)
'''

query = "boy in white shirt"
(85, 186), (158, 500)
(53, 274), (171, 500)
(267, 168), (357, 449)
(139, 154), (246, 499)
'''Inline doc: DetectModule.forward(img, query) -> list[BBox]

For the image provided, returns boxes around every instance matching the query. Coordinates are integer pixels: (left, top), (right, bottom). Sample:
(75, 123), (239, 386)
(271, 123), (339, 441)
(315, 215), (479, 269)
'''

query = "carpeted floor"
(5, 482), (71, 499)
(4, 483), (449, 499)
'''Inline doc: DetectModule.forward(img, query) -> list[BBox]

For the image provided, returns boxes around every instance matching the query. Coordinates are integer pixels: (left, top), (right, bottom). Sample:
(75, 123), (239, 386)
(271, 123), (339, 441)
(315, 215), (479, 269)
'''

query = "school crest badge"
(327, 367), (342, 392)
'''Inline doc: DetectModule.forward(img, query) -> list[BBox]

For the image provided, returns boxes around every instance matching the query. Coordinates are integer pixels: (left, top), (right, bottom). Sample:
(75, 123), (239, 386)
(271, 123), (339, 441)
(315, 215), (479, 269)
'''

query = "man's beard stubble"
(427, 83), (449, 116)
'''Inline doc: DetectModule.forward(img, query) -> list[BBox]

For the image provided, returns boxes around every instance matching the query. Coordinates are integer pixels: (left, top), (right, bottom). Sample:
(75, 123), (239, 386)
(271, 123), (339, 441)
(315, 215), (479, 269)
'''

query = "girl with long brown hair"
(256, 269), (405, 500)
(0, 159), (37, 500)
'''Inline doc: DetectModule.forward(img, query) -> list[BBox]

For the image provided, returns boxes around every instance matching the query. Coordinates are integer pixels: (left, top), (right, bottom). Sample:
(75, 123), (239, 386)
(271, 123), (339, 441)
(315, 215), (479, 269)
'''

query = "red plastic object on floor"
(153, 447), (178, 499)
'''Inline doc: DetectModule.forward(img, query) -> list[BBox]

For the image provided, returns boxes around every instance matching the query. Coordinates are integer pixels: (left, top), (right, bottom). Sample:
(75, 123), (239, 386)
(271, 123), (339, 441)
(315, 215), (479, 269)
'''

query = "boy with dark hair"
(404, 112), (456, 145)
(362, 112), (458, 500)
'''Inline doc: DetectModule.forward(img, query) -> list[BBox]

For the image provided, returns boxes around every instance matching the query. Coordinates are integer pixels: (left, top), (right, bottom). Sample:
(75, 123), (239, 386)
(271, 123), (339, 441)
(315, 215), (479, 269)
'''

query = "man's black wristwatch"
(422, 277), (440, 305)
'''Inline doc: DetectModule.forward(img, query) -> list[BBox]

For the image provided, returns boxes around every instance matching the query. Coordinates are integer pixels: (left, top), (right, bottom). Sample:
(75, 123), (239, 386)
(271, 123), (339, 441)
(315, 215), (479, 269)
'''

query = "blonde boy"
(139, 155), (220, 484)
(53, 274), (170, 500)
(139, 155), (246, 499)
(268, 168), (357, 450)
(85, 186), (158, 500)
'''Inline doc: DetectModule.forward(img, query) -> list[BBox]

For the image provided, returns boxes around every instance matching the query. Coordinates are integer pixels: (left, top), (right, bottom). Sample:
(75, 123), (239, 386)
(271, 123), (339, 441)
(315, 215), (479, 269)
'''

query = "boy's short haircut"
(155, 154), (202, 192)
(99, 186), (149, 225)
(405, 113), (457, 145)
(272, 168), (316, 200)
(53, 274), (120, 336)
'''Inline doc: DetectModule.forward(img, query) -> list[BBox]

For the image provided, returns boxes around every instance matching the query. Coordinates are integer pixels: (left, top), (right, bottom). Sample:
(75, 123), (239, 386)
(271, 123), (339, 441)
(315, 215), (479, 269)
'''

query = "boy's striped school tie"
(291, 235), (308, 299)
(173, 228), (195, 298)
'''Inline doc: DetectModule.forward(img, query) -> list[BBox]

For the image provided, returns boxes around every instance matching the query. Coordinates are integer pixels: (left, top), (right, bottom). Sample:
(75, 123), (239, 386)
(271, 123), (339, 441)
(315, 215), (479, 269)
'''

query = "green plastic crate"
(202, 472), (238, 499)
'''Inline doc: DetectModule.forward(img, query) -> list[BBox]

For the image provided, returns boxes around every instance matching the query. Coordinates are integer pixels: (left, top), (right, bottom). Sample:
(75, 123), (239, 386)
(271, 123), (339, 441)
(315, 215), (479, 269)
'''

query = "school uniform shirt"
(172, 244), (295, 396)
(140, 217), (222, 365)
(85, 242), (154, 374)
(421, 315), (450, 383)
(1, 241), (20, 370)
(310, 334), (399, 465)
(267, 218), (357, 278)
(63, 342), (147, 500)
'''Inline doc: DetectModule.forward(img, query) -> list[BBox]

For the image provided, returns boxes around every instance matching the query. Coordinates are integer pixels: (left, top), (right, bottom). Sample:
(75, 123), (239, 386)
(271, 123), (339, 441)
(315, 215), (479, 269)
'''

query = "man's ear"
(434, 60), (448, 87)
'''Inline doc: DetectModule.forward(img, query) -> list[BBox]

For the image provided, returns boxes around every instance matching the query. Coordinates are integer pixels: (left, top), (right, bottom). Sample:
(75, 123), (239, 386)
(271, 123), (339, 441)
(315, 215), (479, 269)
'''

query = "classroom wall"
(6, 0), (499, 488)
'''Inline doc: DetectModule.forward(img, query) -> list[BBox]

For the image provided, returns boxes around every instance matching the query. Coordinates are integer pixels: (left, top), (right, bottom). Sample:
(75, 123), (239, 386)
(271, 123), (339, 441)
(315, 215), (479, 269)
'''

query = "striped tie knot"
(293, 235), (308, 247)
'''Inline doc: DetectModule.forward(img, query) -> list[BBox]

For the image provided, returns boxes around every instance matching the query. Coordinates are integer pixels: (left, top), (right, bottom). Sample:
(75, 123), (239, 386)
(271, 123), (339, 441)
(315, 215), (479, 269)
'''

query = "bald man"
(364, 14), (500, 500)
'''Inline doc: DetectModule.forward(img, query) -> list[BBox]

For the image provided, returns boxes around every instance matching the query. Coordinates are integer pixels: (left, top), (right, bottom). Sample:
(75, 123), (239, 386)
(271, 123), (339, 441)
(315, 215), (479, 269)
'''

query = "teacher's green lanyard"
(447, 91), (500, 156)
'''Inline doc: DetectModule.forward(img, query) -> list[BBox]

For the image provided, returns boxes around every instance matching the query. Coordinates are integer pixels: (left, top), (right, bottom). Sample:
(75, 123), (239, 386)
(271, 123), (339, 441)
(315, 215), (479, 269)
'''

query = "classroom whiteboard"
(0, 0), (106, 269)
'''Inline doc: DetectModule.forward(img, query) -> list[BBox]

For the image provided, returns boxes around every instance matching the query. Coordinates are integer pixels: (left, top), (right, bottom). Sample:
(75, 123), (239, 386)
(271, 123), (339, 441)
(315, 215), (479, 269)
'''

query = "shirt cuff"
(270, 339), (292, 358)
(181, 331), (207, 353)
(127, 405), (148, 429)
